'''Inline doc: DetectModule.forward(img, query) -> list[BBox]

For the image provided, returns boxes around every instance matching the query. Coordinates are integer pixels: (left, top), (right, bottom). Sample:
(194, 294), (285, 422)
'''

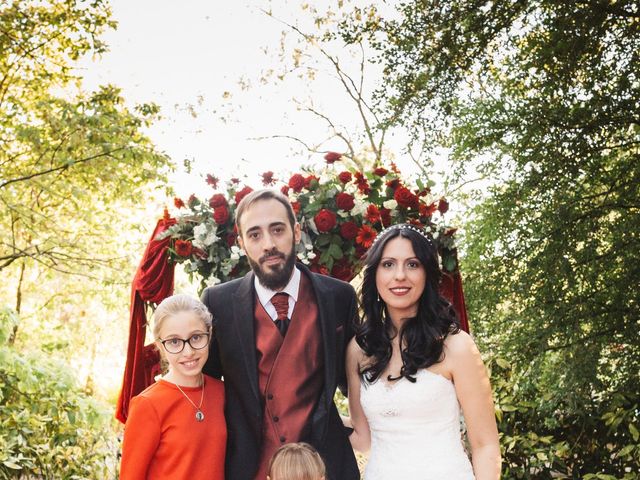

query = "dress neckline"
(368, 368), (452, 390)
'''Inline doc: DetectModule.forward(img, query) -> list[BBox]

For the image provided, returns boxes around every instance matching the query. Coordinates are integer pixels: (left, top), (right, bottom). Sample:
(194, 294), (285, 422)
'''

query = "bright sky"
(78, 0), (430, 200)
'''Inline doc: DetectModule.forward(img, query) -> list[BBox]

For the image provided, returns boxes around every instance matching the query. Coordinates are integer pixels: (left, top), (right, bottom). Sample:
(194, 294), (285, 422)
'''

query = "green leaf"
(327, 243), (343, 260)
(316, 234), (332, 247)
(3, 460), (22, 470)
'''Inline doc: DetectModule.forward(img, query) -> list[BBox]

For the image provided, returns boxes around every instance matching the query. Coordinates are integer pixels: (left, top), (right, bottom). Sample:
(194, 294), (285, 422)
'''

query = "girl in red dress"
(121, 294), (226, 479)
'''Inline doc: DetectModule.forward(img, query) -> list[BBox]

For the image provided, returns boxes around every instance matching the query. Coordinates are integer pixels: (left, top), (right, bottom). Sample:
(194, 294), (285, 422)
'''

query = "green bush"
(490, 357), (639, 479)
(0, 308), (118, 479)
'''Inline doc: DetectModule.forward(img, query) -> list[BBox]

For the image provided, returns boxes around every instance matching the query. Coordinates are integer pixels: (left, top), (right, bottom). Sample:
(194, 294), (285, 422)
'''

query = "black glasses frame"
(158, 332), (211, 354)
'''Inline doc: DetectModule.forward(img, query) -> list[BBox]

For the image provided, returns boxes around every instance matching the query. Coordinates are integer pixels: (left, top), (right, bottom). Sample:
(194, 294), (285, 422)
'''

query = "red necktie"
(271, 292), (290, 336)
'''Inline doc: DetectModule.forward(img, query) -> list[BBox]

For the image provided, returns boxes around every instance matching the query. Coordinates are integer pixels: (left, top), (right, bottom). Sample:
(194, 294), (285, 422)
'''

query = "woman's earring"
(378, 294), (386, 323)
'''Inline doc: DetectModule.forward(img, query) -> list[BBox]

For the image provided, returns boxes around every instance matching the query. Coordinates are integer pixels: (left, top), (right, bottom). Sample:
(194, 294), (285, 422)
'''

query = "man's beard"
(248, 241), (297, 291)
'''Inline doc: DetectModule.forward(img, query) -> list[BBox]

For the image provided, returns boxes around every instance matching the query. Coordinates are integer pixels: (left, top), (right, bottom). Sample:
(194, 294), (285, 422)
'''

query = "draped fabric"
(115, 218), (176, 423)
(439, 270), (470, 333)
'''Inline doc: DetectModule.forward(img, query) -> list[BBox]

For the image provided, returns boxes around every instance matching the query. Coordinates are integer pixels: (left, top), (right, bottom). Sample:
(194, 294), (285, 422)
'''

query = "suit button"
(273, 416), (279, 422)
(280, 436), (286, 443)
(267, 393), (273, 400)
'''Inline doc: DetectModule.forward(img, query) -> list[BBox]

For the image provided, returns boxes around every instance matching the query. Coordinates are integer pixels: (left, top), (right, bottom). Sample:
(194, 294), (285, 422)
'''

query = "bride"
(345, 224), (501, 479)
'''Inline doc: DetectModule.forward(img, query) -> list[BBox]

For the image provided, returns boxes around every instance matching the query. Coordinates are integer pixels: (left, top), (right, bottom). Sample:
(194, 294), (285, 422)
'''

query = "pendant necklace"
(175, 374), (206, 422)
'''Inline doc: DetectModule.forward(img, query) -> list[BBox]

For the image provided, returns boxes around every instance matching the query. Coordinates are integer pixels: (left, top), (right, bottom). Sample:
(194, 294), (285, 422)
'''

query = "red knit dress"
(120, 375), (226, 479)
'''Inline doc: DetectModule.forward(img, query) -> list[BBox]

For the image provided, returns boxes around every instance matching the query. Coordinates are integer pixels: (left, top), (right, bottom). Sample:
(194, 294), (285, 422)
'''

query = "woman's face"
(157, 310), (209, 386)
(375, 236), (426, 322)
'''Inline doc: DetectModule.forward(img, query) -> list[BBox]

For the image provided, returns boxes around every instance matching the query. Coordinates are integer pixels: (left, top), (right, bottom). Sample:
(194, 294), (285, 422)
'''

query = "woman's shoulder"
(203, 374), (224, 392)
(347, 336), (369, 366)
(444, 330), (480, 362)
(443, 330), (479, 358)
(136, 379), (168, 399)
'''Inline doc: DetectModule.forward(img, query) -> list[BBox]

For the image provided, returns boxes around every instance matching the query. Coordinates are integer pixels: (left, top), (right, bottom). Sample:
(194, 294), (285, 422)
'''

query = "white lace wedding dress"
(360, 369), (475, 479)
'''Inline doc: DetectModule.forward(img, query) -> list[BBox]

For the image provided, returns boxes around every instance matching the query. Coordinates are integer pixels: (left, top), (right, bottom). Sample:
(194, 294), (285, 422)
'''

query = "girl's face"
(375, 237), (426, 323)
(157, 310), (209, 386)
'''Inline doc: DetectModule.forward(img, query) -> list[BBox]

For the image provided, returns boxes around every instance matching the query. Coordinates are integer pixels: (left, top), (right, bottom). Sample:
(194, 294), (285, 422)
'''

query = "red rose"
(373, 167), (388, 176)
(310, 263), (330, 276)
(288, 173), (306, 192)
(305, 175), (319, 189)
(281, 185), (290, 195)
(353, 172), (371, 194)
(380, 207), (392, 227)
(174, 197), (185, 209)
(365, 204), (380, 224)
(386, 178), (400, 190)
(314, 209), (337, 232)
(335, 192), (355, 211)
(438, 198), (449, 214)
(356, 225), (377, 248)
(213, 205), (230, 224)
(394, 186), (420, 209)
(174, 239), (193, 257)
(324, 151), (342, 164)
(338, 171), (352, 183)
(262, 171), (275, 186)
(187, 194), (198, 207)
(235, 186), (254, 204)
(420, 202), (437, 218)
(331, 258), (353, 282)
(226, 232), (237, 247)
(206, 174), (219, 188)
(291, 201), (301, 215)
(209, 193), (227, 209)
(340, 221), (359, 240)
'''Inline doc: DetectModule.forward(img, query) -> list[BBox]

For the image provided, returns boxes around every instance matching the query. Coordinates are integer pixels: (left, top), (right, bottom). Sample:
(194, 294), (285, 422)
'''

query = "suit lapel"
(232, 272), (261, 407)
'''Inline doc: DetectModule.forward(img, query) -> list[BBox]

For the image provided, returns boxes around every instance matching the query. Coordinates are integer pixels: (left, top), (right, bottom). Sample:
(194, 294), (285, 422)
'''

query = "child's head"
(153, 294), (212, 384)
(267, 442), (326, 480)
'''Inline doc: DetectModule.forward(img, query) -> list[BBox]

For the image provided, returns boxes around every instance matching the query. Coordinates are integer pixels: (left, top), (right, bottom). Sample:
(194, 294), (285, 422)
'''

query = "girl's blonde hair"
(267, 442), (326, 480)
(152, 294), (212, 340)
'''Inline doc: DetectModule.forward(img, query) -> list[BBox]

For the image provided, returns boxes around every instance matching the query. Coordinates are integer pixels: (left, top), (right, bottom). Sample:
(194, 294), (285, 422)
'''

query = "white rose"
(193, 223), (208, 238)
(383, 199), (398, 210)
(351, 202), (367, 216)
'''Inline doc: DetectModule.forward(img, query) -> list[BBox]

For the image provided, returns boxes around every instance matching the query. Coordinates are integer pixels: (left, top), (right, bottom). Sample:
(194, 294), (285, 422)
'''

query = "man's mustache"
(259, 249), (286, 264)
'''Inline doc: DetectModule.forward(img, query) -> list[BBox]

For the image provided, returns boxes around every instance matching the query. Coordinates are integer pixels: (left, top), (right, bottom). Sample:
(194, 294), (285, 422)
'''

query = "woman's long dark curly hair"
(357, 224), (460, 384)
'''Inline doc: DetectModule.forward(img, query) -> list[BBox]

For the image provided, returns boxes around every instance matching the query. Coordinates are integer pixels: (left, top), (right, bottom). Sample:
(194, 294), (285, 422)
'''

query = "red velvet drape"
(440, 271), (470, 333)
(115, 218), (176, 423)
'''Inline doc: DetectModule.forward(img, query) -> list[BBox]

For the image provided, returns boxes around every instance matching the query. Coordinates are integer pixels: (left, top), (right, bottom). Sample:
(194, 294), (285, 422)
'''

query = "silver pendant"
(195, 410), (205, 422)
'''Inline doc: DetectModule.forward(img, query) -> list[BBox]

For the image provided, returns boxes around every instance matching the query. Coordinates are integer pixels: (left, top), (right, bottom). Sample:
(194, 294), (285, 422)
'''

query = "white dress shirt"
(254, 266), (300, 322)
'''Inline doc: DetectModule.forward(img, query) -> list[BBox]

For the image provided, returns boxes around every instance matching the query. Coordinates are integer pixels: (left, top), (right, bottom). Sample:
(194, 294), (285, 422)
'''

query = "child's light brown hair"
(267, 442), (326, 480)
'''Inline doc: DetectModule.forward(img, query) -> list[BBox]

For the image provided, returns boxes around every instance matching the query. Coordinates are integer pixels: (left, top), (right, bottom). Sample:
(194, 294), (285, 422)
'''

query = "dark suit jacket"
(201, 263), (359, 480)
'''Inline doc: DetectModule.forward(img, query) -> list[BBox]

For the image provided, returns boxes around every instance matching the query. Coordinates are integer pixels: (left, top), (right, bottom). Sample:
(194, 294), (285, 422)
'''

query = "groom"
(202, 189), (359, 480)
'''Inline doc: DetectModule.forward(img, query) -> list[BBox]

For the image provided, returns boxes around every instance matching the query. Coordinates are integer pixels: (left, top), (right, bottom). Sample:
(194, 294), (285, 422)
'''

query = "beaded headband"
(370, 223), (432, 249)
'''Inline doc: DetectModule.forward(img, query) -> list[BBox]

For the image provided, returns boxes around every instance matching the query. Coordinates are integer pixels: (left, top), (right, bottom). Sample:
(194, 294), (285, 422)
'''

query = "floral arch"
(116, 155), (468, 422)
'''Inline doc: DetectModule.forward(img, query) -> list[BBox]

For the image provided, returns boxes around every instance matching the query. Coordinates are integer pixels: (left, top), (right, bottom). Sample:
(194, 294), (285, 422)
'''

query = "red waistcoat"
(253, 272), (324, 480)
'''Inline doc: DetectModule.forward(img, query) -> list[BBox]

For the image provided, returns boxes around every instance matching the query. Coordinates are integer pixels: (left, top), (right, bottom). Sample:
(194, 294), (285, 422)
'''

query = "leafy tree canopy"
(1, 0), (172, 278)
(338, 0), (640, 475)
